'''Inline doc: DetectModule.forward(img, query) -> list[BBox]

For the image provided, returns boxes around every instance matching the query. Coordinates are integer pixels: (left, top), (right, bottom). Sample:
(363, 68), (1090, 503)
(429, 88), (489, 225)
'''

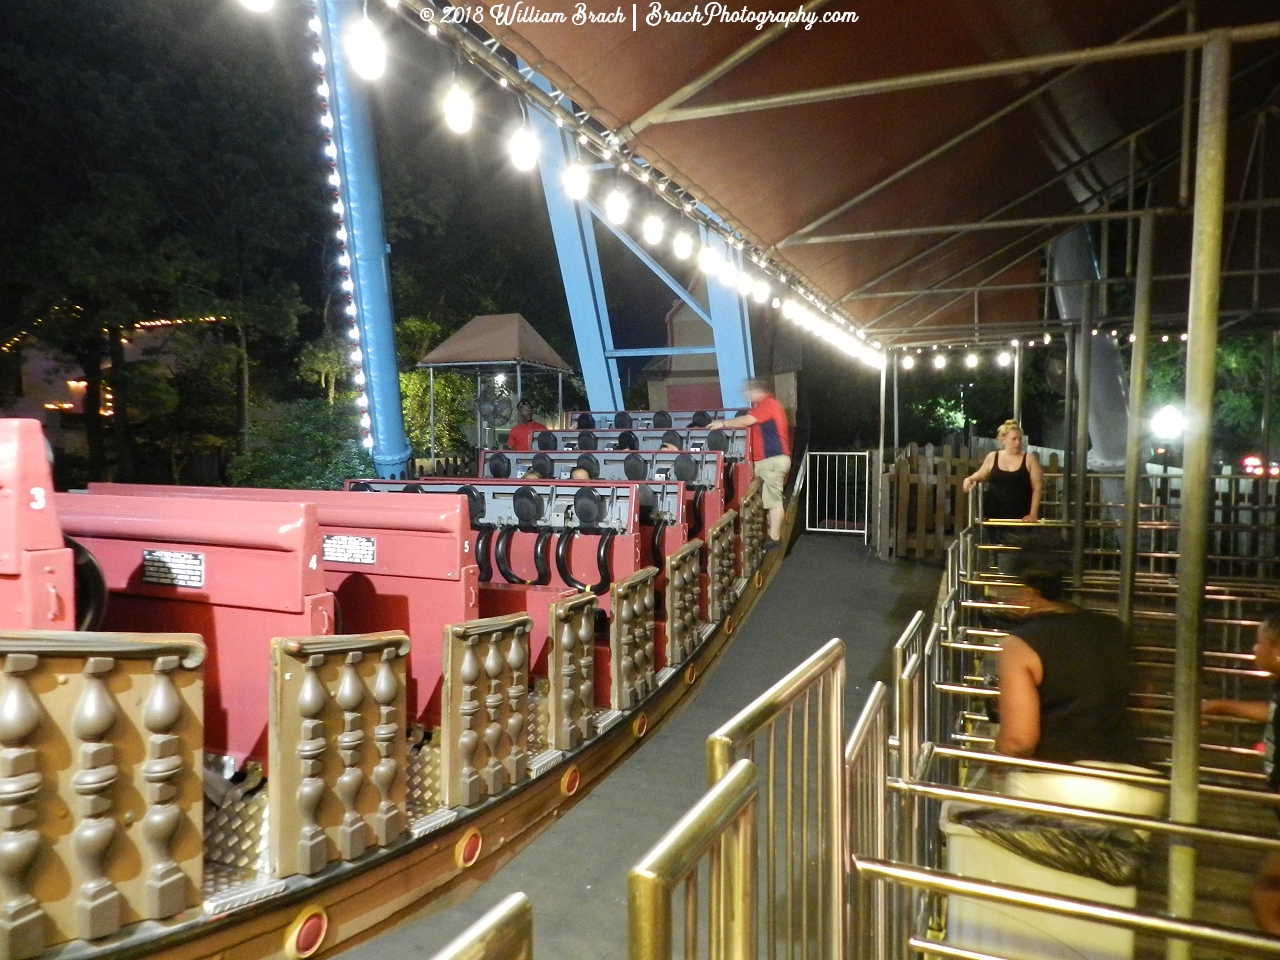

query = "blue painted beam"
(526, 82), (623, 409)
(318, 0), (410, 477)
(700, 229), (754, 408)
(606, 347), (718, 358)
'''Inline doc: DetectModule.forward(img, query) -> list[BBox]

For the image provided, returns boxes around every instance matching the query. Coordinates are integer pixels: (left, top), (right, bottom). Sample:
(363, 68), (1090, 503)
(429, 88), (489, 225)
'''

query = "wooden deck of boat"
(337, 534), (941, 960)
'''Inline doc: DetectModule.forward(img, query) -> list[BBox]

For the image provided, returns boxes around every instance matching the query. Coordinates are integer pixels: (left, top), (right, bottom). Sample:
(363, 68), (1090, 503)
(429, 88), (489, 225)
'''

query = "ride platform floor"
(340, 534), (941, 960)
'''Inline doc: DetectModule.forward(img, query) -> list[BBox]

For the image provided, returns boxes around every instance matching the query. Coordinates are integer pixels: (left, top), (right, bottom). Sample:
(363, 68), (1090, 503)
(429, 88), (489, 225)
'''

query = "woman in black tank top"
(962, 420), (1043, 521)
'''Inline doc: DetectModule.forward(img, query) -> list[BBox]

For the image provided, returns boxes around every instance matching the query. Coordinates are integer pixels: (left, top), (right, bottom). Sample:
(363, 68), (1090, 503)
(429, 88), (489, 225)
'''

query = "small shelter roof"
(418, 313), (572, 372)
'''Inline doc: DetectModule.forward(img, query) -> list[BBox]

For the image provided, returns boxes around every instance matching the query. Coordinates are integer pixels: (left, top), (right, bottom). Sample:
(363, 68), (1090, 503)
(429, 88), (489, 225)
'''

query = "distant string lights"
(240, 0), (886, 371)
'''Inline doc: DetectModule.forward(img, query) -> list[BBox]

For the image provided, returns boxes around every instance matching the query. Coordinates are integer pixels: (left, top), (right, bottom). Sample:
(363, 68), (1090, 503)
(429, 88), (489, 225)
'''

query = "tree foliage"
(229, 399), (374, 490)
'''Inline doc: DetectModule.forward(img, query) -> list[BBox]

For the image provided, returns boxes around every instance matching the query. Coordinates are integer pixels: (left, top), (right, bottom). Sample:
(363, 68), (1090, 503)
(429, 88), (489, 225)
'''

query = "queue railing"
(706, 639), (845, 960)
(427, 892), (534, 960)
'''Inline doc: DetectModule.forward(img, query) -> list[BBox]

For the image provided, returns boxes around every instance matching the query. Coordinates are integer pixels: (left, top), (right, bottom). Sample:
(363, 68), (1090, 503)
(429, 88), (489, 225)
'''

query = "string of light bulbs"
(240, 0), (886, 371)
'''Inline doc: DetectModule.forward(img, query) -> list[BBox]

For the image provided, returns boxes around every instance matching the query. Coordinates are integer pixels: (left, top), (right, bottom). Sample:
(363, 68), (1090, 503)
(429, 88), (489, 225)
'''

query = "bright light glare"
(717, 259), (738, 287)
(604, 189), (629, 225)
(964, 353), (979, 369)
(495, 373), (506, 385)
(562, 164), (589, 200)
(1151, 404), (1185, 440)
(933, 353), (947, 370)
(508, 127), (539, 171)
(443, 83), (474, 134)
(736, 274), (753, 297)
(752, 280), (770, 304)
(642, 215), (664, 246)
(240, 0), (275, 12)
(997, 351), (1011, 367)
(673, 232), (693, 260)
(345, 16), (387, 80)
(697, 246), (720, 274)
(902, 355), (915, 370)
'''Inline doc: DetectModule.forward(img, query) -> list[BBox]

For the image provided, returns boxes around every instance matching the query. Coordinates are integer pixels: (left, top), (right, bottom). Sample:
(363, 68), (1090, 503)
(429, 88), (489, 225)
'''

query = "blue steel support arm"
(318, 0), (411, 478)
(700, 229), (755, 408)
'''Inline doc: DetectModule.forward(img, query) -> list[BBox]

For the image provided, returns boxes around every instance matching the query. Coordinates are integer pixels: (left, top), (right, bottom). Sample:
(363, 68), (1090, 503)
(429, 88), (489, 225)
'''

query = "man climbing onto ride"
(709, 378), (791, 552)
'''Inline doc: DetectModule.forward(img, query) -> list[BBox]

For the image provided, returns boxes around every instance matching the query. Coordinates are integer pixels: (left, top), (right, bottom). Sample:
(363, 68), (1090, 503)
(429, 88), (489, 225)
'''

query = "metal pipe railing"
(629, 759), (758, 960)
(426, 893), (534, 960)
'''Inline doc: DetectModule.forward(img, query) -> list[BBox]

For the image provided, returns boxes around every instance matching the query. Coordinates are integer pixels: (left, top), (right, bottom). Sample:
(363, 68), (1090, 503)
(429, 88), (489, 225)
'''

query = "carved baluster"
(618, 594), (637, 708)
(72, 656), (121, 940)
(480, 634), (508, 795)
(504, 627), (527, 786)
(0, 654), (45, 960)
(334, 652), (367, 860)
(640, 580), (656, 693)
(669, 561), (686, 663)
(457, 636), (482, 805)
(576, 609), (594, 736)
(141, 655), (186, 918)
(296, 654), (328, 876)
(558, 617), (580, 749)
(371, 647), (402, 845)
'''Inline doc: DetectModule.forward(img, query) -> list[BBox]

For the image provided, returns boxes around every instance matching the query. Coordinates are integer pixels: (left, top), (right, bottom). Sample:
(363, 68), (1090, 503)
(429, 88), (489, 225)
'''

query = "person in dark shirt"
(996, 551), (1140, 765)
(709, 378), (792, 550)
(962, 420), (1043, 526)
(1203, 611), (1280, 792)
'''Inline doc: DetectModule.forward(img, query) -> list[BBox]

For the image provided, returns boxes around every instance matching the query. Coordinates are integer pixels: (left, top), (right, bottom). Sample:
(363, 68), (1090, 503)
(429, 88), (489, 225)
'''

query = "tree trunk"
(235, 321), (249, 455)
(108, 326), (135, 482)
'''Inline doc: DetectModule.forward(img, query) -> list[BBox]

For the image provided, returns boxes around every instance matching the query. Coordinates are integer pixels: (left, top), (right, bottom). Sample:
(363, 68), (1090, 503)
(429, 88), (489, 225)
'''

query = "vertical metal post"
(1167, 32), (1230, 960)
(877, 362), (887, 554)
(1013, 340), (1023, 424)
(893, 358), (900, 454)
(1063, 327), (1075, 486)
(317, 0), (411, 478)
(428, 367), (436, 465)
(1119, 212), (1155, 626)
(476, 371), (483, 450)
(1263, 333), (1275, 474)
(515, 362), (522, 406)
(557, 371), (564, 427)
(1072, 284), (1093, 587)
(1178, 1), (1198, 207)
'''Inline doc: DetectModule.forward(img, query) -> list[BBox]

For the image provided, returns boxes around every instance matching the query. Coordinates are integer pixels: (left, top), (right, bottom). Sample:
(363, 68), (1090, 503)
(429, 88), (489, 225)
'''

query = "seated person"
(522, 468), (543, 480)
(996, 551), (1140, 765)
(569, 466), (592, 481)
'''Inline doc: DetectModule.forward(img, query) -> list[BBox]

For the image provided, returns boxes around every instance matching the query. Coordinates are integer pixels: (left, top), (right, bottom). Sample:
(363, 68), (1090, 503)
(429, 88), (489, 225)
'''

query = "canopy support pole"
(429, 367), (436, 467)
(1072, 283), (1093, 588)
(1013, 340), (1023, 425)
(700, 229), (755, 409)
(877, 361), (887, 550)
(1119, 211), (1155, 626)
(558, 372), (564, 428)
(892, 358), (900, 454)
(1168, 32), (1231, 960)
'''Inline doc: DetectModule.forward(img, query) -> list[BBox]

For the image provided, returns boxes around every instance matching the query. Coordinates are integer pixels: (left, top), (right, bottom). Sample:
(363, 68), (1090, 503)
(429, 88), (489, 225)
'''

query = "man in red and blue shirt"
(710, 378), (791, 550)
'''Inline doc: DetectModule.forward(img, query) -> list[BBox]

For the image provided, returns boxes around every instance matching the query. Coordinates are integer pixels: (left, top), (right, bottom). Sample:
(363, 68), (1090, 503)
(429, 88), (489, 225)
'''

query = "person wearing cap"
(709, 378), (791, 551)
(506, 399), (547, 452)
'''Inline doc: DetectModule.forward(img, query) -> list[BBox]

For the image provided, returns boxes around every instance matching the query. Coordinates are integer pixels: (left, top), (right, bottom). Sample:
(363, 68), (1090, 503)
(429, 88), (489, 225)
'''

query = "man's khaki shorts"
(753, 455), (791, 510)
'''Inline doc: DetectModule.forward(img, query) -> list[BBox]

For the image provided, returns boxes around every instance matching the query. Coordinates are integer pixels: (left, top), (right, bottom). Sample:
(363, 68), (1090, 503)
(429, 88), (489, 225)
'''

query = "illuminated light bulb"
(933, 353), (947, 370)
(642, 215), (663, 246)
(578, 133), (588, 145)
(902, 355), (915, 370)
(360, 413), (372, 428)
(672, 232), (693, 260)
(781, 300), (797, 319)
(328, 172), (341, 187)
(1044, 333), (1051, 344)
(324, 143), (338, 158)
(384, 0), (399, 7)
(345, 303), (357, 316)
(240, 0), (275, 12)
(312, 50), (326, 67)
(771, 297), (781, 309)
(698, 246), (720, 274)
(965, 353), (979, 368)
(1161, 335), (1169, 342)
(428, 22), (438, 35)
(737, 274), (753, 297)
(997, 351), (1011, 367)
(1091, 328), (1098, 336)
(604, 189), (629, 225)
(348, 326), (360, 340)
(335, 225), (347, 241)
(657, 181), (667, 193)
(338, 253), (351, 267)
(508, 126), (539, 171)
(717, 259), (738, 287)
(345, 15), (387, 81)
(1110, 329), (1118, 337)
(332, 200), (344, 214)
(317, 81), (330, 97)
(350, 349), (363, 363)
(495, 373), (506, 385)
(354, 371), (367, 385)
(752, 281), (770, 304)
(555, 116), (564, 128)
(1151, 404), (1185, 440)
(341, 278), (354, 291)
(601, 149), (612, 160)
(443, 83), (474, 134)
(362, 435), (374, 448)
(356, 393), (369, 408)
(308, 17), (323, 34)
(561, 164), (589, 200)
(1129, 333), (1136, 343)
(499, 78), (508, 88)
(320, 112), (334, 129)
(1180, 332), (1188, 341)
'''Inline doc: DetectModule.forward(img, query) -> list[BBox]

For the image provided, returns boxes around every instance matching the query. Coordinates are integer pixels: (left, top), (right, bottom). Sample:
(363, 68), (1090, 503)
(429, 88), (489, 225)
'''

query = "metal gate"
(805, 451), (871, 539)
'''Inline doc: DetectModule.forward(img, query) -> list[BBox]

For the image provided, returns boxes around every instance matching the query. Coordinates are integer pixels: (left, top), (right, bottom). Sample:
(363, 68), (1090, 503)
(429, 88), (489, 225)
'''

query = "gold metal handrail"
(427, 892), (534, 960)
(705, 638), (845, 960)
(629, 758), (758, 960)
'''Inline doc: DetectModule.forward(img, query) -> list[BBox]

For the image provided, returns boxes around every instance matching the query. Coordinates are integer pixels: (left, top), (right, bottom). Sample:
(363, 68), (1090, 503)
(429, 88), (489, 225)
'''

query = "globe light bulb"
(604, 189), (629, 225)
(240, 0), (275, 12)
(698, 246), (720, 274)
(443, 83), (474, 134)
(752, 280), (770, 304)
(1043, 332), (1052, 344)
(562, 164), (589, 200)
(673, 232), (693, 260)
(933, 353), (947, 370)
(997, 351), (1011, 367)
(346, 16), (387, 80)
(508, 126), (539, 171)
(902, 355), (915, 370)
(717, 258), (738, 287)
(1151, 404), (1185, 440)
(965, 353), (979, 368)
(737, 274), (753, 297)
(642, 215), (664, 246)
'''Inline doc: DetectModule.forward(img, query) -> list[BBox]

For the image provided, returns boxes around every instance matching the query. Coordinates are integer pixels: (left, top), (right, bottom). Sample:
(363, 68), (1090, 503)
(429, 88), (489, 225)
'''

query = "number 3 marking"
(29, 487), (46, 510)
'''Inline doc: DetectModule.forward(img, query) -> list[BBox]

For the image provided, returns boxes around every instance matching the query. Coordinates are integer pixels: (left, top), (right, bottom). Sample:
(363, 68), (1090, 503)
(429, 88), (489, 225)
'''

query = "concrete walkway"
(340, 535), (941, 960)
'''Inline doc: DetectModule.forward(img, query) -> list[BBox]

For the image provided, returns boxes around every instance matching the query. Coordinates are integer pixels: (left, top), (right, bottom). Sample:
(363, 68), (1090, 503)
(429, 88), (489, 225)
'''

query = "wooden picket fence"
(881, 443), (1065, 561)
